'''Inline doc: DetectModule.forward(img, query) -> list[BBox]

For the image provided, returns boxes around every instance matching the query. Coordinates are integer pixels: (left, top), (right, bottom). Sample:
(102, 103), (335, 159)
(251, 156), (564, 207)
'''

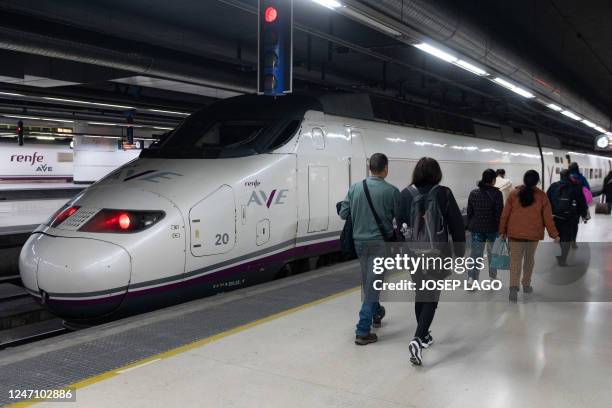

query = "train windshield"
(141, 95), (319, 159)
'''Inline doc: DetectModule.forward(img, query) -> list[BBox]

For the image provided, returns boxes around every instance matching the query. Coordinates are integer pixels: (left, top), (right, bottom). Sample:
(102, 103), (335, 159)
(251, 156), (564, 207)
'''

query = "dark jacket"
(466, 184), (503, 233)
(546, 179), (588, 220)
(570, 171), (590, 191)
(604, 172), (612, 203)
(398, 184), (465, 257)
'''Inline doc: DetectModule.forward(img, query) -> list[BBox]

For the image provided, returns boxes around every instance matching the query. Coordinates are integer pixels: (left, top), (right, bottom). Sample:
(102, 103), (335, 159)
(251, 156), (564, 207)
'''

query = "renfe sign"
(10, 152), (44, 165)
(0, 144), (73, 181)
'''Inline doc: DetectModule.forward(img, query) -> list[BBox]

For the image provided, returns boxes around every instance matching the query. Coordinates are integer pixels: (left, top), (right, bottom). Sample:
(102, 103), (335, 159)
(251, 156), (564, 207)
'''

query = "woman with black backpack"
(398, 157), (465, 366)
(466, 169), (504, 284)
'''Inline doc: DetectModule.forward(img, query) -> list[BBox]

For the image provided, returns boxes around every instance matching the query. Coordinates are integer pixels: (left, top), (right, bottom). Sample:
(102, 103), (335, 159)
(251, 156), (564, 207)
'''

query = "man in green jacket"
(339, 153), (400, 345)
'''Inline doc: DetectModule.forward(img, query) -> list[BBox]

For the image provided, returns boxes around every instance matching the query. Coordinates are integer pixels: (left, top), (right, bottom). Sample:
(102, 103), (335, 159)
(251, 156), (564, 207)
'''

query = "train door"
(189, 184), (236, 256)
(296, 121), (351, 238)
(349, 130), (368, 183)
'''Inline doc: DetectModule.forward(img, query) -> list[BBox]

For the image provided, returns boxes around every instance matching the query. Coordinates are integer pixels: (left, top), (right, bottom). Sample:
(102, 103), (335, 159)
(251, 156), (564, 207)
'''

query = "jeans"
(354, 240), (385, 336)
(467, 231), (498, 280)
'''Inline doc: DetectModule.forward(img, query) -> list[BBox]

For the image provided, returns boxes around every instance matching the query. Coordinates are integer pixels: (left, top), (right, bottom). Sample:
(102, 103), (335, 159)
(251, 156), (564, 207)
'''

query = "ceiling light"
(3, 114), (74, 123)
(596, 135), (610, 148)
(153, 126), (174, 130)
(414, 43), (457, 63)
(560, 110), (582, 121)
(311, 0), (342, 9)
(36, 136), (55, 140)
(582, 119), (597, 128)
(546, 103), (563, 111)
(455, 60), (488, 76)
(492, 77), (535, 98)
(43, 97), (135, 110)
(4, 114), (41, 120)
(0, 91), (23, 97)
(340, 7), (402, 36)
(88, 121), (144, 128)
(148, 109), (190, 116)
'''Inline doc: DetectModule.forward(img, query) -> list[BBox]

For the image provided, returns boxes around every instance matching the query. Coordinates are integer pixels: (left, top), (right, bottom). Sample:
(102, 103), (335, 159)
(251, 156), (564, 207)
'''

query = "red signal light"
(264, 6), (278, 23)
(118, 213), (131, 230)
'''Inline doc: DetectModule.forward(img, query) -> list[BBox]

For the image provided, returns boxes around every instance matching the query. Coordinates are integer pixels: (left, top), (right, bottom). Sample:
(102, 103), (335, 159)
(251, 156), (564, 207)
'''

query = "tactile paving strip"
(0, 263), (359, 406)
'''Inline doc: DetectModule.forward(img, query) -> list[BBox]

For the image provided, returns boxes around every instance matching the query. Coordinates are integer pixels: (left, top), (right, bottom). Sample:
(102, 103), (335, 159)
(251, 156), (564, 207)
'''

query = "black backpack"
(555, 184), (577, 219)
(404, 185), (448, 256)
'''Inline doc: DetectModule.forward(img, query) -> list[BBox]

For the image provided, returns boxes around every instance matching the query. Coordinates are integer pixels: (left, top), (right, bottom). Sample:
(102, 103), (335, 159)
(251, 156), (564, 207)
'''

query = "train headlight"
(596, 135), (609, 149)
(79, 210), (165, 233)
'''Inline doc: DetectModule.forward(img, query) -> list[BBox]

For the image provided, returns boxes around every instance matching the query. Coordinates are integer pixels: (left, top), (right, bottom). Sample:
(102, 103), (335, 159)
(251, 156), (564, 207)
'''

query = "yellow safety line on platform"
(8, 286), (359, 407)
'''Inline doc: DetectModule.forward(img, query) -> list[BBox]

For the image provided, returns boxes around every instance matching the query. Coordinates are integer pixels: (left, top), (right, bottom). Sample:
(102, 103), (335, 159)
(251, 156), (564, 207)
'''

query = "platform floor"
(4, 212), (612, 408)
(41, 296), (612, 408)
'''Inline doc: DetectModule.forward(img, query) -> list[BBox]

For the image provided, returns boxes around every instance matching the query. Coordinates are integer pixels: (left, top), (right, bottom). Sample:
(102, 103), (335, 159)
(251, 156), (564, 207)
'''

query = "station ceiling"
(0, 0), (610, 152)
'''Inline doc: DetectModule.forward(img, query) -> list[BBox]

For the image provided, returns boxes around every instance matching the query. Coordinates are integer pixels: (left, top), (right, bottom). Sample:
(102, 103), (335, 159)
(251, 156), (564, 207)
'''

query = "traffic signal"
(258, 0), (293, 96)
(17, 120), (23, 146)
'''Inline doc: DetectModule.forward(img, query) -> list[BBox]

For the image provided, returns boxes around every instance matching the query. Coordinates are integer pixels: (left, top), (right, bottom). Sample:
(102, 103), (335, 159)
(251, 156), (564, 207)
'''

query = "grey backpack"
(404, 185), (449, 255)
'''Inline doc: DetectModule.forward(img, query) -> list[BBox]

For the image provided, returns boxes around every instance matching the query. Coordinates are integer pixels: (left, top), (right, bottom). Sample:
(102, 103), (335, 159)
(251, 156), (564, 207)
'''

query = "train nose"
(19, 233), (131, 320)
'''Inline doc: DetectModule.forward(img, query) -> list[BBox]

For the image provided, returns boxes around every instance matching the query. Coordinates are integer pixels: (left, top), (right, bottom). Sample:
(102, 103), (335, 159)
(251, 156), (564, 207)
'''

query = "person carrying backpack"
(398, 157), (465, 366)
(466, 169), (504, 283)
(499, 170), (559, 302)
(546, 169), (588, 266)
(339, 153), (401, 346)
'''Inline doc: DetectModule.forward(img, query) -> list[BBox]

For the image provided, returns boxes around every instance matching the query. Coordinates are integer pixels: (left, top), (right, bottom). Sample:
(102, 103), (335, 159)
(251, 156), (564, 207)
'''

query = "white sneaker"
(409, 338), (423, 366)
(466, 277), (475, 290)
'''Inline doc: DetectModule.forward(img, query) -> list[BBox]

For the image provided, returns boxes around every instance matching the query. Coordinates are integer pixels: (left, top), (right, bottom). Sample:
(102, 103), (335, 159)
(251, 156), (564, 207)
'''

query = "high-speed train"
(19, 94), (612, 322)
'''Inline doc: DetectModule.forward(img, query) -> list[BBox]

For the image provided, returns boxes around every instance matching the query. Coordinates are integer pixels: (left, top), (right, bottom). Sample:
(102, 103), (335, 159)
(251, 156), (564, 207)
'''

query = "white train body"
(19, 95), (612, 321)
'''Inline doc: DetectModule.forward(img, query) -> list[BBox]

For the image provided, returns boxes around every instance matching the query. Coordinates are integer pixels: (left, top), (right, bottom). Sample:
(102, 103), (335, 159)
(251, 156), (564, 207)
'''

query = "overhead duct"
(345, 0), (610, 128)
(0, 26), (256, 94)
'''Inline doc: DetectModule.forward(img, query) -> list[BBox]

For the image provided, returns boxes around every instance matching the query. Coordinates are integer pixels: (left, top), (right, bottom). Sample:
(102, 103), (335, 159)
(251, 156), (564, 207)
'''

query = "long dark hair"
(519, 170), (540, 207)
(412, 157), (442, 187)
(478, 169), (496, 189)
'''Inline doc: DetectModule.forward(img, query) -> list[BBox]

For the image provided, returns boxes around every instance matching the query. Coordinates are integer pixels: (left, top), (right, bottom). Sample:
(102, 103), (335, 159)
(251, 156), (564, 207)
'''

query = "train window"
(556, 167), (560, 174)
(554, 157), (559, 163)
(590, 169), (593, 179)
(312, 127), (325, 150)
(268, 120), (301, 150)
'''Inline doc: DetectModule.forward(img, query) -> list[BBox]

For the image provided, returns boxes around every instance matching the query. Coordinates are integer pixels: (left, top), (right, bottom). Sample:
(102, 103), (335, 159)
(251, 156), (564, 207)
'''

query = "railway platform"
(0, 212), (610, 408)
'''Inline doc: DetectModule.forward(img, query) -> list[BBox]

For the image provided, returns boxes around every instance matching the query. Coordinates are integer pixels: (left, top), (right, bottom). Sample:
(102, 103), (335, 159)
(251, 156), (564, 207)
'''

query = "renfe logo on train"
(10, 152), (44, 165)
(247, 189), (289, 208)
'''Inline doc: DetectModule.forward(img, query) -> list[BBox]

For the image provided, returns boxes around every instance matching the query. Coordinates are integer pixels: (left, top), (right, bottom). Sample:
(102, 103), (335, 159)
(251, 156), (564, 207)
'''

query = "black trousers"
(554, 217), (577, 261)
(412, 272), (441, 341)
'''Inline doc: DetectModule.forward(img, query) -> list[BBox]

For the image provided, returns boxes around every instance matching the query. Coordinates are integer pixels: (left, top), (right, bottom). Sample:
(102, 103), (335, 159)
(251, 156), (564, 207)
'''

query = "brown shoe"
(355, 333), (378, 345)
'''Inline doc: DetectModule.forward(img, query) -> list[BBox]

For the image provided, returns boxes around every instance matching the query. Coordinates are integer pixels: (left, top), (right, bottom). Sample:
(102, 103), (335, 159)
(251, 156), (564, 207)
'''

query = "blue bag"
(490, 238), (510, 271)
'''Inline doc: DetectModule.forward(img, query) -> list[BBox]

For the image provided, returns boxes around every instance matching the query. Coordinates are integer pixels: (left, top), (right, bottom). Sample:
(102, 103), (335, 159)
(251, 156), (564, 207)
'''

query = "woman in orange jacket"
(499, 170), (559, 302)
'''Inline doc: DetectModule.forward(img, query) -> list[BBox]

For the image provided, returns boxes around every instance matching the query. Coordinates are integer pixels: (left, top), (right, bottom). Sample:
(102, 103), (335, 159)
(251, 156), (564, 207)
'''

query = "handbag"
(490, 237), (510, 271)
(336, 201), (357, 259)
(362, 180), (404, 242)
(582, 186), (593, 205)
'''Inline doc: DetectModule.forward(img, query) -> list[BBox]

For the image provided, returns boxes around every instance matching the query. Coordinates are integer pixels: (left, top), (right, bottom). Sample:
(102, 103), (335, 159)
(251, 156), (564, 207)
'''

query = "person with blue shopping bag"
(466, 169), (504, 288)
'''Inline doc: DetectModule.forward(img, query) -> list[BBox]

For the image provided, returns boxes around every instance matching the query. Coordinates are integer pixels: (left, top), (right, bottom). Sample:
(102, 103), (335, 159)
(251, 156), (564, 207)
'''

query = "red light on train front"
(48, 205), (81, 227)
(80, 209), (164, 233)
(118, 213), (131, 230)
